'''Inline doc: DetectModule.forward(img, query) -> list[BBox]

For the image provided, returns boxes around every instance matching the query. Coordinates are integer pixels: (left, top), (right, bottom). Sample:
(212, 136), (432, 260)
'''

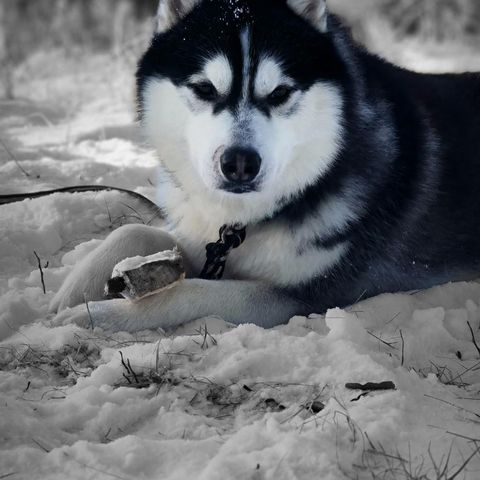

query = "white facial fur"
(254, 57), (294, 97)
(189, 55), (233, 97)
(142, 56), (343, 217)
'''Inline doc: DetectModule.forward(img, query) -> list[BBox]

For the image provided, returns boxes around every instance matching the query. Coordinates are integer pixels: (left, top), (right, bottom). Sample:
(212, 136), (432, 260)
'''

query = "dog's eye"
(267, 85), (295, 106)
(189, 81), (219, 102)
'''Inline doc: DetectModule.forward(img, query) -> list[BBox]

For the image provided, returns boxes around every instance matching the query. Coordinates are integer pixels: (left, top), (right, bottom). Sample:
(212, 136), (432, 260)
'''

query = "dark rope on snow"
(0, 185), (164, 218)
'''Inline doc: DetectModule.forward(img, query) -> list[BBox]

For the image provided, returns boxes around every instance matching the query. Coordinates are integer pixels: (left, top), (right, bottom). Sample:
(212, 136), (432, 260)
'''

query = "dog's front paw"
(51, 299), (142, 333)
(49, 225), (180, 314)
(51, 304), (93, 329)
(49, 271), (108, 314)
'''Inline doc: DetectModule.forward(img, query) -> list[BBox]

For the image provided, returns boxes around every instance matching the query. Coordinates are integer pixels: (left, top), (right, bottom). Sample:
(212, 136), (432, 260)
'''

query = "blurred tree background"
(1, 0), (480, 98)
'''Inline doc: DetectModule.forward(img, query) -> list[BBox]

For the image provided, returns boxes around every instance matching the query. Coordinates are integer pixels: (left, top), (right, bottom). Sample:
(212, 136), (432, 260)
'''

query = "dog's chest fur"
(161, 184), (351, 287)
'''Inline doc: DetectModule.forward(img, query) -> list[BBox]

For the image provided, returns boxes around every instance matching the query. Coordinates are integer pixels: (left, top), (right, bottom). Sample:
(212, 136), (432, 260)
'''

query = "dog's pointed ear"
(286, 0), (328, 32)
(156, 0), (201, 33)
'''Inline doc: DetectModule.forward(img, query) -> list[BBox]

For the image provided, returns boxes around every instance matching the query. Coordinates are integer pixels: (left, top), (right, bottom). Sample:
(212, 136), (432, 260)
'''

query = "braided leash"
(199, 224), (247, 280)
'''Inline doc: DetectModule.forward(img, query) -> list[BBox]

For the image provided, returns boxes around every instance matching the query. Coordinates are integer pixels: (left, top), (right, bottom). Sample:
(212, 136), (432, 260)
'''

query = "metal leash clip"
(199, 224), (247, 280)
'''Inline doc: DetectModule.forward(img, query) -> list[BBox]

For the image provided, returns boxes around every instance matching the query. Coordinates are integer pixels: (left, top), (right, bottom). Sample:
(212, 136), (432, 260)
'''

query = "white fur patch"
(254, 57), (292, 98)
(294, 183), (366, 249)
(142, 77), (233, 194)
(224, 222), (348, 286)
(190, 55), (233, 97)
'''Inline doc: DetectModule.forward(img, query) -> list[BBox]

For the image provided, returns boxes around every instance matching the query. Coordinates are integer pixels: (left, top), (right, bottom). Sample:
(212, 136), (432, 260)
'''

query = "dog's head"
(137, 0), (346, 216)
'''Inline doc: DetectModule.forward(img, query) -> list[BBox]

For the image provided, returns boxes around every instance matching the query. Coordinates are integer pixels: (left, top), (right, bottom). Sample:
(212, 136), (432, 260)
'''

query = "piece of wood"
(345, 381), (396, 391)
(105, 249), (185, 301)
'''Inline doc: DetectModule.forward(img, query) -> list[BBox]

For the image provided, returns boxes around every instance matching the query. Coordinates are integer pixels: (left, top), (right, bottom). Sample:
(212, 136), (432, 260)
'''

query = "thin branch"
(447, 360), (480, 386)
(31, 438), (51, 453)
(446, 430), (480, 443)
(467, 321), (480, 357)
(127, 358), (139, 384)
(0, 473), (18, 479)
(84, 294), (94, 330)
(33, 251), (46, 294)
(447, 446), (480, 480)
(399, 329), (405, 366)
(424, 394), (480, 419)
(0, 137), (30, 177)
(367, 330), (397, 349)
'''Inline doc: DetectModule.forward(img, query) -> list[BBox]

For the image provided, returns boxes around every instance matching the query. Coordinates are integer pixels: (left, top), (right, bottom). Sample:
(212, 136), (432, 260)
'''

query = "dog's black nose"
(220, 147), (261, 184)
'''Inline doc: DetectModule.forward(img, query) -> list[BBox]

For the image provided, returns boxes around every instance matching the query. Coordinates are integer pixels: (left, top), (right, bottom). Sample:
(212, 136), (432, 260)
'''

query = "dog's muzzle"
(219, 147), (261, 193)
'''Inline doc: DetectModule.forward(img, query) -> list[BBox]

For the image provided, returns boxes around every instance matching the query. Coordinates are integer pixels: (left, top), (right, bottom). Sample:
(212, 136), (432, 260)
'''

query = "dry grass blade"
(446, 430), (480, 443)
(447, 446), (480, 480)
(399, 329), (405, 367)
(466, 321), (480, 357)
(0, 136), (30, 177)
(193, 325), (218, 350)
(31, 438), (51, 453)
(33, 251), (46, 294)
(446, 360), (480, 386)
(424, 394), (480, 419)
(62, 452), (131, 480)
(367, 330), (398, 349)
(84, 294), (94, 330)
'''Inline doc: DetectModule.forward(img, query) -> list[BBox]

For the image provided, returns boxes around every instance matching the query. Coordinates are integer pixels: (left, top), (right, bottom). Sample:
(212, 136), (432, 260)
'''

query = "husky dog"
(51, 0), (480, 331)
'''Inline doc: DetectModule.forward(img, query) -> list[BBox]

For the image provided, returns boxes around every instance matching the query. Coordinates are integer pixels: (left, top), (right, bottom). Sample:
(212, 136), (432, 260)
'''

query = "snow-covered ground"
(1, 44), (480, 480)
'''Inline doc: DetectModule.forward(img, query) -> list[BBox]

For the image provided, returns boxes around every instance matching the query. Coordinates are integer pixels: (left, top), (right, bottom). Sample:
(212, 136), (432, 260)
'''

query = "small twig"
(201, 326), (208, 349)
(33, 251), (46, 294)
(119, 202), (146, 224)
(0, 137), (30, 177)
(447, 360), (480, 385)
(367, 331), (397, 349)
(424, 394), (480, 419)
(446, 430), (480, 443)
(0, 472), (18, 479)
(127, 359), (139, 384)
(119, 351), (129, 372)
(31, 438), (51, 453)
(345, 381), (396, 391)
(399, 329), (405, 366)
(84, 294), (94, 330)
(63, 451), (130, 480)
(155, 341), (161, 374)
(385, 311), (401, 325)
(467, 321), (480, 357)
(447, 446), (480, 480)
(104, 198), (113, 225)
(194, 325), (218, 350)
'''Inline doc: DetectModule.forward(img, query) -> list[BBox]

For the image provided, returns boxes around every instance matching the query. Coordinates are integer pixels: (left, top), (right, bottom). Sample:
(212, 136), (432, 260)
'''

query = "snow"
(1, 46), (480, 479)
(112, 249), (181, 277)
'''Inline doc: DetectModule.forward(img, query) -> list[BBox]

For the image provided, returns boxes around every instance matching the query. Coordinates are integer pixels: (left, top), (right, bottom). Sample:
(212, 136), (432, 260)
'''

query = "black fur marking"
(137, 0), (345, 116)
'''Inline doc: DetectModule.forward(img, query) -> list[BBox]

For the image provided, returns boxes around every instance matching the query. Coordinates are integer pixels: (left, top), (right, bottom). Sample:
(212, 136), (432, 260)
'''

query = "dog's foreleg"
(54, 279), (308, 331)
(49, 224), (181, 312)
